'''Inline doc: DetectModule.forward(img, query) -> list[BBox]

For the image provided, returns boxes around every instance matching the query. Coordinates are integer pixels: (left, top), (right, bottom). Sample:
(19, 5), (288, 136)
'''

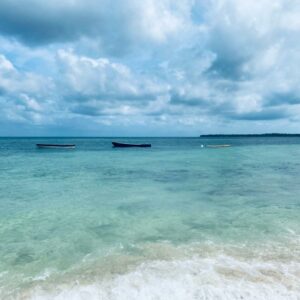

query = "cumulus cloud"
(0, 54), (55, 124)
(0, 0), (300, 135)
(56, 50), (168, 116)
(0, 0), (190, 55)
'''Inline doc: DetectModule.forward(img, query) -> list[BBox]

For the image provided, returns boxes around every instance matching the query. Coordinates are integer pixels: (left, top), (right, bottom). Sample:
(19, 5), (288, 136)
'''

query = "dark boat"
(112, 142), (151, 148)
(36, 144), (76, 149)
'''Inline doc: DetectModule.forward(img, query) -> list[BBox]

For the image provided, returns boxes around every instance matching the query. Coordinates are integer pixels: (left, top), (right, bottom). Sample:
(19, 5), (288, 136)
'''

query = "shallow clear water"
(0, 137), (300, 299)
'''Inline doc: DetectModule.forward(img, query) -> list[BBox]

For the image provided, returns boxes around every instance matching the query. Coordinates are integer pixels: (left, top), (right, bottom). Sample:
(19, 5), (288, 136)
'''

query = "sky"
(0, 0), (300, 136)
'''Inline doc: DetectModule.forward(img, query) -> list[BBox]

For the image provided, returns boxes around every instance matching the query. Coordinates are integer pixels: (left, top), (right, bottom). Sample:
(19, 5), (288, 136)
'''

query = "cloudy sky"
(0, 0), (300, 136)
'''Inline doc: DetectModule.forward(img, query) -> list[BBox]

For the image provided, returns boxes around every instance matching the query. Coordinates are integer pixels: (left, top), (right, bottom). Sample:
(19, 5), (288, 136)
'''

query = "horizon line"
(1, 133), (300, 138)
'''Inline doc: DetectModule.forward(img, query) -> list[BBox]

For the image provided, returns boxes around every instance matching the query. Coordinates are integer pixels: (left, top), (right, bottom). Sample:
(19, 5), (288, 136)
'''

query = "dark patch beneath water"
(88, 224), (119, 240)
(13, 249), (35, 265)
(117, 201), (154, 215)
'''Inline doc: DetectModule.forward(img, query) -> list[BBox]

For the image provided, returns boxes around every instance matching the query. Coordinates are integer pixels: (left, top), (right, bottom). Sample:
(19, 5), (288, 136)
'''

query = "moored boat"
(112, 142), (151, 148)
(36, 144), (76, 149)
(206, 144), (231, 148)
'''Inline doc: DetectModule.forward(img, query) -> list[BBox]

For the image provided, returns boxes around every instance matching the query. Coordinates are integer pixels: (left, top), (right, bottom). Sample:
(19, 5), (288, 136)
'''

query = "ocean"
(0, 137), (299, 299)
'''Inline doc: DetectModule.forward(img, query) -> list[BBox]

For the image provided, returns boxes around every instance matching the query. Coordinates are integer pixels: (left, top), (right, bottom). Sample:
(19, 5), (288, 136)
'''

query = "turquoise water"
(0, 137), (300, 299)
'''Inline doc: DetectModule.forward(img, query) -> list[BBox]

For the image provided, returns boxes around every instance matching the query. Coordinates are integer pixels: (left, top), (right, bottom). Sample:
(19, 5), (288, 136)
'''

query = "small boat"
(206, 144), (231, 148)
(112, 142), (151, 148)
(36, 144), (75, 149)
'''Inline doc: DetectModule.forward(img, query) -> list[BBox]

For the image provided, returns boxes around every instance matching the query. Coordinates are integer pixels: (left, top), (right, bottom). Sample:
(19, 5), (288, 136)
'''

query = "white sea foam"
(18, 253), (300, 300)
(31, 269), (54, 281)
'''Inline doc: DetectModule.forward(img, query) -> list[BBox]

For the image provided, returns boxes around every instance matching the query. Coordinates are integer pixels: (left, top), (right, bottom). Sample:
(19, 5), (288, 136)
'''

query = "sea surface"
(0, 137), (300, 300)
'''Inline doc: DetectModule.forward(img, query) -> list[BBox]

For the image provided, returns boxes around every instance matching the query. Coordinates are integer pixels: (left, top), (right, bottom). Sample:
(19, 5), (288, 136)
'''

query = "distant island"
(200, 133), (300, 138)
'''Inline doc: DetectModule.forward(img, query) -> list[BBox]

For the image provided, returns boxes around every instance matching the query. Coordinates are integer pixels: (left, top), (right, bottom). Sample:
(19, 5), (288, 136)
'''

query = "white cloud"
(0, 54), (55, 124)
(56, 49), (169, 117)
(0, 0), (300, 134)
